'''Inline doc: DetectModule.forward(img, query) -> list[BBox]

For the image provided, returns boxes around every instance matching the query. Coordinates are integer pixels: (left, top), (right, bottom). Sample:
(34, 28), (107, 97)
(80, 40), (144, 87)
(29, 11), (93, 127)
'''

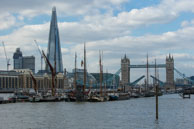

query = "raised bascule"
(121, 54), (175, 90)
(46, 7), (63, 73)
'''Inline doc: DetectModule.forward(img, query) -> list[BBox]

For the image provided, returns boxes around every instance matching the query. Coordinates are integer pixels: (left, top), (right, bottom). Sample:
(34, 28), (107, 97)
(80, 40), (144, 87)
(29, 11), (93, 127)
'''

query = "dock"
(179, 87), (194, 99)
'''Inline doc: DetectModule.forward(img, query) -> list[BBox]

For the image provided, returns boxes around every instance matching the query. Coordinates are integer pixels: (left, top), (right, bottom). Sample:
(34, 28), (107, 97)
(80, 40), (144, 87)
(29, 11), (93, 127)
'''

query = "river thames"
(0, 94), (193, 129)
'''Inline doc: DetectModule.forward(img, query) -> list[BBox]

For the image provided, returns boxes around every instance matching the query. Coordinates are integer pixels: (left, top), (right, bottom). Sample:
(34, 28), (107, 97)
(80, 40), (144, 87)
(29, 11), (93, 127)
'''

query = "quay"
(179, 87), (194, 99)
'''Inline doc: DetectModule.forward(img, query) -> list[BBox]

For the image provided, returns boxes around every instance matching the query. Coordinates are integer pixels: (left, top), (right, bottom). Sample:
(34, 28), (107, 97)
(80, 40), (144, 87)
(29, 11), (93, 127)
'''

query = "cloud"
(85, 0), (194, 30)
(1, 16), (194, 75)
(0, 0), (127, 18)
(1, 0), (194, 81)
(0, 13), (16, 30)
(1, 0), (194, 32)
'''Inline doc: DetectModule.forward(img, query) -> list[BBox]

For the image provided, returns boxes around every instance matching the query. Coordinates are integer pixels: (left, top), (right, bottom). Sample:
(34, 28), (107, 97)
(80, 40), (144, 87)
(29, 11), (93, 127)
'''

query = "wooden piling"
(156, 84), (159, 120)
(155, 59), (158, 120)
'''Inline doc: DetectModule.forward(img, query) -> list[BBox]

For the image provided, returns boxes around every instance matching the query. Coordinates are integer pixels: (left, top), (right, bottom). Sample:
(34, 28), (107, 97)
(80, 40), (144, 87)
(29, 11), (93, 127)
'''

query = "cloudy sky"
(0, 0), (194, 82)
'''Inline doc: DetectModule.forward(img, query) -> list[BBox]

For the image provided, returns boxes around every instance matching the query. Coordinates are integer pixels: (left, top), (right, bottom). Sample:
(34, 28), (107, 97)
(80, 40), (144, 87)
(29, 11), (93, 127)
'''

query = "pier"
(179, 87), (194, 99)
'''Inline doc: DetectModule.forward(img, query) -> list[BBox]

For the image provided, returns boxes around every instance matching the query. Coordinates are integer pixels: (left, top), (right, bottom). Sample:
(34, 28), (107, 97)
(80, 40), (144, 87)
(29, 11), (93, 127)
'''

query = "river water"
(0, 94), (193, 129)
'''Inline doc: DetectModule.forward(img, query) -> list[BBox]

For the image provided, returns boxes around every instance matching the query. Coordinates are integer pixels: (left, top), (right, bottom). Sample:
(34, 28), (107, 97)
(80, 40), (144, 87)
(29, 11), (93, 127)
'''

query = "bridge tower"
(121, 54), (130, 86)
(166, 54), (175, 90)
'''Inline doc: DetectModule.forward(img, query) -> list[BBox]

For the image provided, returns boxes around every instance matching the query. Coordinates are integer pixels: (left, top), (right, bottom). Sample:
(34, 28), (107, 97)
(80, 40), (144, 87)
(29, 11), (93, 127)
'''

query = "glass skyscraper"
(13, 48), (35, 73)
(46, 7), (63, 73)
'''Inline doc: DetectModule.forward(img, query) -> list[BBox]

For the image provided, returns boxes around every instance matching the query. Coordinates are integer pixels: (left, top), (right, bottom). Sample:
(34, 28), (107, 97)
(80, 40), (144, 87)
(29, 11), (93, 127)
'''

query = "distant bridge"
(129, 64), (166, 68)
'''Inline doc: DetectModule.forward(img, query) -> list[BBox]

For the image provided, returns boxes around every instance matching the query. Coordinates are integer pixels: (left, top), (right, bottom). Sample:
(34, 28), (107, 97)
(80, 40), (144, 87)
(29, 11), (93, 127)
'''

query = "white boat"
(29, 95), (42, 102)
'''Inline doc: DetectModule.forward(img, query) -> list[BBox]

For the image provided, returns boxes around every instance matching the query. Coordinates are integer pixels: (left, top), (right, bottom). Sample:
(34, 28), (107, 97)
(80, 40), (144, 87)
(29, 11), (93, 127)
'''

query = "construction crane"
(34, 40), (43, 73)
(2, 41), (10, 71)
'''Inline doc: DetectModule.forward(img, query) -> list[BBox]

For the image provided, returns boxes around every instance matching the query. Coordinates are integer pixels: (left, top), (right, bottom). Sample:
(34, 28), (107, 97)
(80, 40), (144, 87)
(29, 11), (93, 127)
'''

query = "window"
(9, 77), (11, 88)
(15, 78), (18, 89)
(26, 77), (29, 88)
(12, 78), (14, 88)
(3, 77), (5, 88)
(0, 77), (1, 88)
(6, 77), (8, 89)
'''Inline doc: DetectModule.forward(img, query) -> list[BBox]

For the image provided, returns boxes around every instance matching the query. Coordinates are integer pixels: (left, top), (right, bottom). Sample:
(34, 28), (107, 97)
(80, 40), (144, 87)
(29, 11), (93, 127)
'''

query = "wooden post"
(156, 84), (159, 120)
(155, 59), (158, 120)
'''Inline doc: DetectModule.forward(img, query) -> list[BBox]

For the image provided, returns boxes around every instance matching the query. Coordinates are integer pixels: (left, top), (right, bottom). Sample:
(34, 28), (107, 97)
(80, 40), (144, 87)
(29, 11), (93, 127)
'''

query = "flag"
(81, 60), (84, 67)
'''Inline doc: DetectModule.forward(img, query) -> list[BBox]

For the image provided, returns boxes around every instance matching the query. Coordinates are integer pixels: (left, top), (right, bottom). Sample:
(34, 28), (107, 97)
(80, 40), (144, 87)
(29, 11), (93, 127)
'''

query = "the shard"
(46, 7), (63, 73)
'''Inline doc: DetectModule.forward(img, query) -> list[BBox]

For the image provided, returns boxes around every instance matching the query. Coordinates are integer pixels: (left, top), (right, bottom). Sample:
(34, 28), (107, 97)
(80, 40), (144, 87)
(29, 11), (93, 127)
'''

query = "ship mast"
(42, 51), (56, 96)
(83, 43), (86, 94)
(99, 50), (103, 96)
(74, 52), (77, 92)
(146, 53), (149, 92)
(29, 72), (38, 94)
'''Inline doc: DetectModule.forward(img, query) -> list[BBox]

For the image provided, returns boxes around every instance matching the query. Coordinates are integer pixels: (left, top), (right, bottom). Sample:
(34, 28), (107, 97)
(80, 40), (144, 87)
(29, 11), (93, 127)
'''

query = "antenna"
(34, 40), (43, 73)
(2, 41), (10, 71)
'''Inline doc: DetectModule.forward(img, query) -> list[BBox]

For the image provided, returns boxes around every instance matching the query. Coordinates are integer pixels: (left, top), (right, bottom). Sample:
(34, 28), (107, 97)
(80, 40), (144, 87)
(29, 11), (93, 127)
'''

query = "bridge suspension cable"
(174, 68), (194, 84)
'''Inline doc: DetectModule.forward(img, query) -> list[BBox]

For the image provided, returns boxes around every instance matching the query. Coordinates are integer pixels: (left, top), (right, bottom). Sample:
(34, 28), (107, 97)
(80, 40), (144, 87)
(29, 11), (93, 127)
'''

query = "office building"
(13, 48), (35, 73)
(22, 56), (35, 73)
(13, 48), (23, 69)
(46, 7), (63, 73)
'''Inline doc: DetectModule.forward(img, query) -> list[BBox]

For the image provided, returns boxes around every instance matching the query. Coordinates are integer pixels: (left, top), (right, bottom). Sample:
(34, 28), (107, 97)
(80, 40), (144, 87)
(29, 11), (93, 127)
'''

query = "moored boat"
(143, 91), (155, 97)
(108, 93), (119, 101)
(88, 96), (105, 102)
(118, 93), (130, 100)
(131, 92), (140, 98)
(29, 95), (42, 102)
(8, 91), (29, 102)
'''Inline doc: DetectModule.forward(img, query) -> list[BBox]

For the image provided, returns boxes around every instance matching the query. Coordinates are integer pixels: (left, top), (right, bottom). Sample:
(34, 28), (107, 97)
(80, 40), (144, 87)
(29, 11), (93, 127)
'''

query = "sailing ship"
(65, 43), (88, 102)
(88, 50), (109, 102)
(143, 53), (154, 97)
(29, 50), (64, 102)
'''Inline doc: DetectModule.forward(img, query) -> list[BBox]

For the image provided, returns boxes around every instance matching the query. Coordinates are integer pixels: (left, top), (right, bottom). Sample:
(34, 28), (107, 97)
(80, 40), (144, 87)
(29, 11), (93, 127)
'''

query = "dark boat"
(9, 91), (29, 102)
(64, 94), (76, 102)
(108, 93), (119, 101)
(143, 91), (155, 97)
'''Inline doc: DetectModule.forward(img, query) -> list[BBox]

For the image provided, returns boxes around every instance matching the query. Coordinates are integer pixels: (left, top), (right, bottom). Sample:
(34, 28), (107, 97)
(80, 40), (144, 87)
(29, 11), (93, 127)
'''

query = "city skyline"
(0, 0), (194, 81)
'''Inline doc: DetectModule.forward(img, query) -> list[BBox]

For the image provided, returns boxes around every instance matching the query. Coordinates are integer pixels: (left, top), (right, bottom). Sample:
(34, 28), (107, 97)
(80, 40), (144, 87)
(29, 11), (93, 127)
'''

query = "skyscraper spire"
(46, 7), (63, 73)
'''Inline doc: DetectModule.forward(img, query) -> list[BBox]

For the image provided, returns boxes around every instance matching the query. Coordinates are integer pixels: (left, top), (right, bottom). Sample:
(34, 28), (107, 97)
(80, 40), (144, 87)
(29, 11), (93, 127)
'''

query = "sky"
(0, 0), (194, 82)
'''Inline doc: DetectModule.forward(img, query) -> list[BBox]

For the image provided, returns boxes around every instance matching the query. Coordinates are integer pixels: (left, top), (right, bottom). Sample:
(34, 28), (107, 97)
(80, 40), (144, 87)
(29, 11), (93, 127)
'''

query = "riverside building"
(0, 70), (69, 91)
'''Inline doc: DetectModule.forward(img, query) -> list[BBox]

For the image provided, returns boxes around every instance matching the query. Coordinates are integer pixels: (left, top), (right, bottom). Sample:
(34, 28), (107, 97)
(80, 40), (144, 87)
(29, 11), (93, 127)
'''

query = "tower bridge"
(129, 64), (166, 68)
(121, 54), (174, 90)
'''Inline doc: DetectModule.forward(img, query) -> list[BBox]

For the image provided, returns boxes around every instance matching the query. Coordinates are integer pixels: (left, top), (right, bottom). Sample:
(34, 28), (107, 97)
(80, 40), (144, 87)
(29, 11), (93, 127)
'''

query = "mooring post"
(156, 84), (159, 120)
(155, 59), (159, 120)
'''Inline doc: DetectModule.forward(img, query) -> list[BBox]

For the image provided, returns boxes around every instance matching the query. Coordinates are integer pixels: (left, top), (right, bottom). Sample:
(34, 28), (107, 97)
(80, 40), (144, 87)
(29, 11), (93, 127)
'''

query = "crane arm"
(34, 40), (42, 56)
(2, 42), (8, 62)
(2, 41), (10, 70)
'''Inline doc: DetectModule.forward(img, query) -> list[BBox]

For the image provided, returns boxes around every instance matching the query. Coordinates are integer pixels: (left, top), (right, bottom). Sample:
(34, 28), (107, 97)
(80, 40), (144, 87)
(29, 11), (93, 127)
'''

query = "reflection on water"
(0, 94), (193, 129)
